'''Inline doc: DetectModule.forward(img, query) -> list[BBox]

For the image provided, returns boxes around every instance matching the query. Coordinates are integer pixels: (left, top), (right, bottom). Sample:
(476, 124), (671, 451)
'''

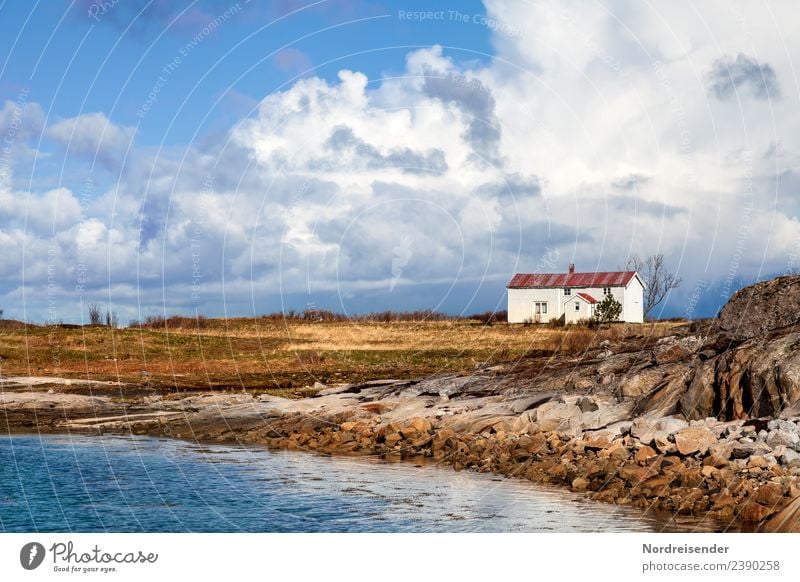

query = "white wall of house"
(507, 288), (561, 323)
(623, 277), (644, 323)
(564, 296), (593, 324)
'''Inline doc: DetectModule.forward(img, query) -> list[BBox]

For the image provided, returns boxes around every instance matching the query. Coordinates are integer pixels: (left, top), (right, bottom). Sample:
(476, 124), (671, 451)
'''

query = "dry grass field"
(0, 317), (683, 396)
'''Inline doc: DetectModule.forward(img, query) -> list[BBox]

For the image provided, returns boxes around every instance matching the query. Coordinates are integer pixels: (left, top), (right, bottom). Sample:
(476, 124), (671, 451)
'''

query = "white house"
(506, 264), (645, 324)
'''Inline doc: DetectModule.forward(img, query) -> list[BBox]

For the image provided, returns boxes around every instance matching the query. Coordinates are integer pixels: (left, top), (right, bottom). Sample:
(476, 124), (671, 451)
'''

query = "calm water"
(0, 434), (715, 532)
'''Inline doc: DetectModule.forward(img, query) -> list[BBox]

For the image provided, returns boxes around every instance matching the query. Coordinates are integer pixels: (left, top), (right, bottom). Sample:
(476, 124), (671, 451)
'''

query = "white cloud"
(46, 112), (135, 170)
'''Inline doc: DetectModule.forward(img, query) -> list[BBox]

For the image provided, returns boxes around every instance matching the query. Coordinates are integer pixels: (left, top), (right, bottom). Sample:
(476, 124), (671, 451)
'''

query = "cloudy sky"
(0, 0), (797, 323)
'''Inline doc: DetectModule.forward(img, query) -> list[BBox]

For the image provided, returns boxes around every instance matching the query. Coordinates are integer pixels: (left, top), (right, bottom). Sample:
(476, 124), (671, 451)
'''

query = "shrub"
(467, 310), (508, 324)
(131, 314), (209, 329)
(592, 295), (622, 323)
(88, 303), (102, 325)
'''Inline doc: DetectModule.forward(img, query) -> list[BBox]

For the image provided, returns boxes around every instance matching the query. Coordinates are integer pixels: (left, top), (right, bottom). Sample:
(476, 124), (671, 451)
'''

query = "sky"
(0, 0), (798, 324)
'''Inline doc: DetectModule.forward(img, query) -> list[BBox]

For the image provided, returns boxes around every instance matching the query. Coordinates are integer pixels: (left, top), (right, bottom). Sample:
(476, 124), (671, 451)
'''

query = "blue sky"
(1, 1), (798, 323)
(1, 1), (492, 146)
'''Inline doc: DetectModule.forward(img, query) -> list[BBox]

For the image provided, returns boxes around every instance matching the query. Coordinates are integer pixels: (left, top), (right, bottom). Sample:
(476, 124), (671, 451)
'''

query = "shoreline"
(2, 373), (798, 533)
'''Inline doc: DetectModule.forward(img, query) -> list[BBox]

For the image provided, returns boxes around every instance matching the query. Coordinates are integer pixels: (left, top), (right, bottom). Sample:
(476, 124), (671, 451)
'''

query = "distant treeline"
(0, 309), (509, 330)
(127, 309), (509, 329)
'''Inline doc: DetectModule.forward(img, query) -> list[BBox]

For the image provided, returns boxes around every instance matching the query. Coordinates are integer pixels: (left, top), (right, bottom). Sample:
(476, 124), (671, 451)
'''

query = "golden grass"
(0, 318), (682, 395)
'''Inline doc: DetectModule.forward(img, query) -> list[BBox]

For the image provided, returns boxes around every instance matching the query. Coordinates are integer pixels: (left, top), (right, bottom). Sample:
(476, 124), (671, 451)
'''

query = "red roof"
(576, 292), (598, 303)
(507, 271), (637, 289)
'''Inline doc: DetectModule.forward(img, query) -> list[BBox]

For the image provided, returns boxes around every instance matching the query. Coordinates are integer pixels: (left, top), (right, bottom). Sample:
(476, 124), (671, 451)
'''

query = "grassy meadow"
(0, 316), (683, 396)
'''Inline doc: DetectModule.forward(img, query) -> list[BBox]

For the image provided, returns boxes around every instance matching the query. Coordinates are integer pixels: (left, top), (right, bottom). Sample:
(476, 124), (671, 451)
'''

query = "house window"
(534, 302), (548, 315)
(564, 288), (571, 295)
(575, 302), (580, 311)
(603, 287), (611, 295)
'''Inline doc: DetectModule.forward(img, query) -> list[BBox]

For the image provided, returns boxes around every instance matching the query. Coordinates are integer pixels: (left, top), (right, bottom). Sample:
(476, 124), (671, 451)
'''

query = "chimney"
(568, 263), (575, 274)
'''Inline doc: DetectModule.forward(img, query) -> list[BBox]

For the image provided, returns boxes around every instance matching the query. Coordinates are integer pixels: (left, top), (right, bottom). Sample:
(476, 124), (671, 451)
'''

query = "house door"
(533, 301), (548, 322)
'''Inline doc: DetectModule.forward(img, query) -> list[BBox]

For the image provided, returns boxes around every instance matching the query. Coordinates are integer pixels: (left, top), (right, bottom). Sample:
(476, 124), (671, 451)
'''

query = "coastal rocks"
(718, 274), (800, 340)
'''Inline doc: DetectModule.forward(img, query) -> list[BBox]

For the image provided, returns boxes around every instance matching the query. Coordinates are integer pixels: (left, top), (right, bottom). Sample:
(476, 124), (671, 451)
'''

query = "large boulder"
(706, 333), (800, 420)
(534, 401), (584, 433)
(718, 275), (800, 340)
(630, 415), (689, 444)
(617, 367), (666, 399)
(673, 426), (717, 456)
(680, 360), (716, 420)
(633, 365), (693, 417)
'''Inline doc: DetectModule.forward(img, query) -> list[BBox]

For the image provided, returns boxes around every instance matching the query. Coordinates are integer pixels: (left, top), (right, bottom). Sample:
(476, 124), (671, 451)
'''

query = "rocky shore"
(3, 274), (800, 532)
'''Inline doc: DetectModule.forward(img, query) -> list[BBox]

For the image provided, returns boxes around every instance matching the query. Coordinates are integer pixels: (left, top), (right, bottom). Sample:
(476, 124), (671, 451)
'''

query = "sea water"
(0, 434), (724, 532)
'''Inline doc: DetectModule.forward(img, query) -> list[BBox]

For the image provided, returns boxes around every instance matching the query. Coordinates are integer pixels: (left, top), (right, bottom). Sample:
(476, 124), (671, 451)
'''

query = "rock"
(409, 417), (432, 433)
(546, 463), (568, 481)
(747, 455), (769, 469)
(571, 477), (589, 491)
(576, 396), (599, 413)
(769, 418), (798, 431)
(680, 360), (716, 420)
(704, 443), (732, 468)
(653, 342), (684, 365)
(767, 429), (800, 450)
(510, 393), (561, 414)
(653, 435), (677, 455)
(617, 368), (665, 399)
(731, 442), (756, 459)
(535, 401), (584, 433)
(718, 275), (800, 340)
(680, 467), (704, 488)
(674, 427), (717, 456)
(581, 430), (616, 450)
(410, 434), (432, 448)
(741, 502), (774, 523)
(618, 464), (655, 485)
(566, 377), (595, 391)
(633, 367), (693, 417)
(599, 441), (630, 462)
(630, 416), (689, 444)
(579, 404), (635, 431)
(762, 495), (800, 532)
(756, 483), (784, 507)
(634, 445), (657, 463)
(780, 449), (800, 468)
(384, 432), (402, 446)
(711, 490), (736, 511)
